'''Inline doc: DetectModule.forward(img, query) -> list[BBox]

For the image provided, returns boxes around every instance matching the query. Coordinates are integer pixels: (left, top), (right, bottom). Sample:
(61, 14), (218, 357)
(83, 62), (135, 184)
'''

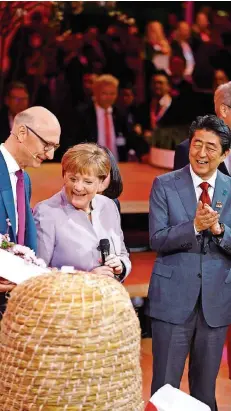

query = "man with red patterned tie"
(0, 107), (60, 302)
(148, 115), (231, 411)
(76, 74), (149, 161)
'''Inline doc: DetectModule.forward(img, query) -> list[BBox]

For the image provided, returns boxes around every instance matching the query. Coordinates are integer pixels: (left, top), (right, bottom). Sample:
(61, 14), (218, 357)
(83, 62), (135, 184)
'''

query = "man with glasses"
(0, 106), (61, 302)
(0, 82), (30, 144)
(174, 81), (231, 175)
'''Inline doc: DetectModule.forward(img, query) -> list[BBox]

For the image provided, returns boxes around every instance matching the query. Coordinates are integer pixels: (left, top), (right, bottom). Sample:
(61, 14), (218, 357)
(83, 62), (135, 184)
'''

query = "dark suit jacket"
(0, 106), (10, 144)
(174, 138), (229, 176)
(138, 97), (193, 131)
(75, 102), (148, 161)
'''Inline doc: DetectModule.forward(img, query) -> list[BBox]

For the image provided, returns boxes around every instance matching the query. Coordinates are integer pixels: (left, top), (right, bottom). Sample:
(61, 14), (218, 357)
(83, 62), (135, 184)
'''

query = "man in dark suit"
(148, 115), (231, 411)
(76, 74), (149, 162)
(174, 81), (231, 175)
(0, 106), (61, 309)
(0, 82), (30, 144)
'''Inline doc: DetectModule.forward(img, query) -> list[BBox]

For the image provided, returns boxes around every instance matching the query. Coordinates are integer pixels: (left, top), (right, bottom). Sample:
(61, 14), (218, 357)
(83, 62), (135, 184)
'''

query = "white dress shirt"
(95, 104), (118, 160)
(0, 144), (20, 232)
(190, 165), (217, 203)
(190, 165), (217, 235)
(181, 41), (195, 76)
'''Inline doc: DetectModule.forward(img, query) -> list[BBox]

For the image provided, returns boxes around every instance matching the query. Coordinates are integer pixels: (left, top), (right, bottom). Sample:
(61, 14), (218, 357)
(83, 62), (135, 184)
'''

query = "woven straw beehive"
(0, 272), (143, 411)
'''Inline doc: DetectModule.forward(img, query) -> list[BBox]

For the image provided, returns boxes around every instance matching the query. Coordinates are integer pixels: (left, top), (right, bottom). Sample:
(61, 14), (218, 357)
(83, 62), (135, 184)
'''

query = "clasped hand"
(194, 201), (221, 234)
(91, 254), (123, 278)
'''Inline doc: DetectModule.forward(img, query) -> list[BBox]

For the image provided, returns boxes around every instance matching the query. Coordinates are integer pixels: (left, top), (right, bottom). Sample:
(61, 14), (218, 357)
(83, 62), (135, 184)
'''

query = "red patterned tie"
(16, 169), (26, 245)
(199, 182), (211, 206)
(104, 110), (113, 151)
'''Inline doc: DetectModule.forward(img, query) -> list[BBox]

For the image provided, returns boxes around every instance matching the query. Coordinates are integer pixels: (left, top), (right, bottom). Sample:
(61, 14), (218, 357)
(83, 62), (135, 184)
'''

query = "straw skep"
(0, 271), (143, 410)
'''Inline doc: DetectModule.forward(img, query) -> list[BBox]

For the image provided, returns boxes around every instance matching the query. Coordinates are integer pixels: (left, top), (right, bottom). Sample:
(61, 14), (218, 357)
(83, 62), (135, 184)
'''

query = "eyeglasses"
(26, 126), (60, 152)
(223, 103), (231, 109)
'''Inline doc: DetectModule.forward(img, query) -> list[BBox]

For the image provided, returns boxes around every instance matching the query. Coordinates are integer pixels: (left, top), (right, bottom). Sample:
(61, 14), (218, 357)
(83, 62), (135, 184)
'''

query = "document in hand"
(0, 249), (50, 284)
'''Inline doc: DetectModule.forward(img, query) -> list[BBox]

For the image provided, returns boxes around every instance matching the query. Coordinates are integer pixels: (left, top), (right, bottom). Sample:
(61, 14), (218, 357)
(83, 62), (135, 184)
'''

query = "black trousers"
(151, 297), (228, 411)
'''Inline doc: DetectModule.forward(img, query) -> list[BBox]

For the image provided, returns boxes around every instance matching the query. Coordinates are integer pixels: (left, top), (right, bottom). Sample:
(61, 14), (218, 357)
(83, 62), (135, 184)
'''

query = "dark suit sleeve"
(212, 226), (231, 256)
(149, 177), (198, 253)
(174, 141), (189, 170)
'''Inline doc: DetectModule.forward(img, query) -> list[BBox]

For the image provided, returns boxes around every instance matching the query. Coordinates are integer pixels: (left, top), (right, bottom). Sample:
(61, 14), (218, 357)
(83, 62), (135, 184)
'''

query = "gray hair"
(214, 82), (231, 108)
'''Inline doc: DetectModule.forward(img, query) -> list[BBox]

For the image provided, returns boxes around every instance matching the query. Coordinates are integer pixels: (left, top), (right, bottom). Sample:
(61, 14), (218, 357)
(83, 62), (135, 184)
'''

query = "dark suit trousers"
(151, 297), (228, 411)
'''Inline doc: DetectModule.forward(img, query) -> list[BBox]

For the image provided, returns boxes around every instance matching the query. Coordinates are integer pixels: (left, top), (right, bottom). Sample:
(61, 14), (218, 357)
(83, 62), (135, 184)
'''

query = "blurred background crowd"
(1, 1), (231, 161)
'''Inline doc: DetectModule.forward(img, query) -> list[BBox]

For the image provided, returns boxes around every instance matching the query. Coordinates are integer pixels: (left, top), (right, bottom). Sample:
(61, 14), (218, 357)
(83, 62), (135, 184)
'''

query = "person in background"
(0, 106), (61, 307)
(100, 146), (123, 213)
(169, 55), (193, 97)
(81, 71), (98, 105)
(192, 12), (211, 51)
(213, 68), (231, 92)
(144, 21), (171, 73)
(116, 84), (140, 131)
(33, 143), (131, 281)
(174, 81), (231, 176)
(148, 115), (231, 411)
(0, 82), (30, 143)
(76, 74), (147, 162)
(171, 21), (195, 80)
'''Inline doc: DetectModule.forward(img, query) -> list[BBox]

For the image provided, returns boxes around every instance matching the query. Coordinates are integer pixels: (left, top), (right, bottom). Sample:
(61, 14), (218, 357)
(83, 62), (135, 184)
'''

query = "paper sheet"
(0, 249), (50, 284)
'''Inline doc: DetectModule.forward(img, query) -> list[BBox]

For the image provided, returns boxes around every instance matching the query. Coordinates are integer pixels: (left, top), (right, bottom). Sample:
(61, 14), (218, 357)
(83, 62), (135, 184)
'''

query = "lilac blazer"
(33, 188), (131, 277)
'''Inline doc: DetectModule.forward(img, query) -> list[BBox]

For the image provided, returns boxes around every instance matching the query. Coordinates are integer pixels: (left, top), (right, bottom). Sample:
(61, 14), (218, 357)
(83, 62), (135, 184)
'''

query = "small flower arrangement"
(0, 219), (46, 268)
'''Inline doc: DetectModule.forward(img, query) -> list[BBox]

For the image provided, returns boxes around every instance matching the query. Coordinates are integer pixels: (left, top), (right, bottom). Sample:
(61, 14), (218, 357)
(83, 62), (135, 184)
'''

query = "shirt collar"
(95, 104), (113, 114)
(190, 164), (217, 189)
(0, 144), (20, 174)
(159, 94), (172, 108)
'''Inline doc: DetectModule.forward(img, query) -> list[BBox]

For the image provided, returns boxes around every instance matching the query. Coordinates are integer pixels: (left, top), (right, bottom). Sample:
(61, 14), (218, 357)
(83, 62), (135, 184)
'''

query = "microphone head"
(99, 238), (110, 251)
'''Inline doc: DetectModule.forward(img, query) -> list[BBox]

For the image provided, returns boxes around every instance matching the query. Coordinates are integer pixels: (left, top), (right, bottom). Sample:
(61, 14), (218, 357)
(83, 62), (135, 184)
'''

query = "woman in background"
(100, 146), (123, 212)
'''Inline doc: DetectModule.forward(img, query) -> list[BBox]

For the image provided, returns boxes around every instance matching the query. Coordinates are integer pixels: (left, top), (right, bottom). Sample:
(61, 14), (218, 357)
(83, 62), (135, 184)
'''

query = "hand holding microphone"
(97, 239), (123, 277)
(104, 254), (123, 275)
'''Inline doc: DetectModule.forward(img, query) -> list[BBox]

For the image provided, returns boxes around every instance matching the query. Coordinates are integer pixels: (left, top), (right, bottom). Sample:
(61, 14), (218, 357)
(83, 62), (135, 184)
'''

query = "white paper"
(0, 249), (50, 284)
(150, 384), (211, 411)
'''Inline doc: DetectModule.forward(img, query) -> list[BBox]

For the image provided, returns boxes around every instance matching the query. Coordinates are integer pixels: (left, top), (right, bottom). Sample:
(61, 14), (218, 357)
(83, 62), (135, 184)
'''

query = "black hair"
(153, 69), (170, 81)
(101, 147), (123, 199)
(188, 115), (231, 154)
(170, 54), (187, 68)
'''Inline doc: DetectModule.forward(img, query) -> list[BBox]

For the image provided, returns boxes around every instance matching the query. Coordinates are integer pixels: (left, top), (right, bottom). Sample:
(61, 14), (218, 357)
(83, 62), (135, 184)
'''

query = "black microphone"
(99, 239), (110, 265)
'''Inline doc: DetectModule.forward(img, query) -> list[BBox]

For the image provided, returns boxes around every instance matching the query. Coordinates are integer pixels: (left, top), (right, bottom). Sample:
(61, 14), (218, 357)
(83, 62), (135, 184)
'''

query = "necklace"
(85, 202), (92, 216)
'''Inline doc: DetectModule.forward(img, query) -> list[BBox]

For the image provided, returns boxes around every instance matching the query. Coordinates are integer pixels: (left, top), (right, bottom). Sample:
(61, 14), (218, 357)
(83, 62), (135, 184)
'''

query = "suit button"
(197, 273), (202, 278)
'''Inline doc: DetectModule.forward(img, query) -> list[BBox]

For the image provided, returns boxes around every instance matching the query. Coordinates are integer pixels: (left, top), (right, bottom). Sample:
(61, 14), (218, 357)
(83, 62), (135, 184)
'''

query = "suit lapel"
(212, 171), (230, 217)
(174, 165), (197, 220)
(0, 152), (16, 240)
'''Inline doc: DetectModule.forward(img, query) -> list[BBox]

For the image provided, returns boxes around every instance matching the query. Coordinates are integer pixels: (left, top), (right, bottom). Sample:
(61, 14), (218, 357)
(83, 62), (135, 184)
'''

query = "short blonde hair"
(94, 74), (119, 90)
(61, 143), (111, 179)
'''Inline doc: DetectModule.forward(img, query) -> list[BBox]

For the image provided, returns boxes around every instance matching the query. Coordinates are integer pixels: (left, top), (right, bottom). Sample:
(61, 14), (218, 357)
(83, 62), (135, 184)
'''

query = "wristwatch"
(212, 223), (225, 237)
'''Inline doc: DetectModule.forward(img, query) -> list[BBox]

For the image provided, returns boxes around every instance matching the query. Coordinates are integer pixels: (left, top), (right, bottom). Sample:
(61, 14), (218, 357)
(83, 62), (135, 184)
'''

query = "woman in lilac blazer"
(33, 143), (131, 281)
